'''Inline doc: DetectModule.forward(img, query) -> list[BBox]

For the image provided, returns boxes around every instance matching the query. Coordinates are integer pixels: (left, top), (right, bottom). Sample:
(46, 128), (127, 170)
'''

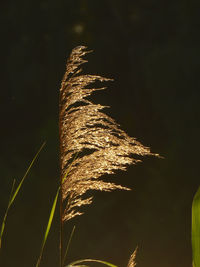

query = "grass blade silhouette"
(0, 142), (45, 250)
(66, 259), (118, 267)
(0, 179), (16, 249)
(63, 225), (76, 267)
(36, 154), (78, 267)
(192, 186), (200, 267)
(36, 187), (60, 267)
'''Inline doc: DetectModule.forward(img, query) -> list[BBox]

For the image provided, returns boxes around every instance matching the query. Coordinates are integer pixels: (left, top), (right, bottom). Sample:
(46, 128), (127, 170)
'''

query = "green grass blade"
(36, 187), (60, 267)
(0, 179), (16, 249)
(192, 186), (200, 267)
(0, 142), (45, 250)
(10, 142), (46, 205)
(66, 259), (118, 267)
(62, 153), (79, 184)
(63, 226), (76, 266)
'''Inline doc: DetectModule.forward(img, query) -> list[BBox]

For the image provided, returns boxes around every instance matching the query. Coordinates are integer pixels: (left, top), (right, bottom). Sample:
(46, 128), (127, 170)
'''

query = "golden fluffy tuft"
(59, 46), (158, 222)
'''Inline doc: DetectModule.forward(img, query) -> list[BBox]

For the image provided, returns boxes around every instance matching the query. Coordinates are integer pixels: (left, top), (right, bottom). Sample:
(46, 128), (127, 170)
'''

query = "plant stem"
(59, 187), (64, 267)
(59, 87), (64, 267)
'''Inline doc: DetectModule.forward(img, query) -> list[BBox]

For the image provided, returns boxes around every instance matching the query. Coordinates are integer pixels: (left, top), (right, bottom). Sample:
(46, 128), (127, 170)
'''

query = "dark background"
(0, 1), (200, 266)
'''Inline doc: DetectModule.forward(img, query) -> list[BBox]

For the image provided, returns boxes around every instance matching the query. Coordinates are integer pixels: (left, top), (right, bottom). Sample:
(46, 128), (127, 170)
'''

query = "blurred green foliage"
(192, 187), (200, 267)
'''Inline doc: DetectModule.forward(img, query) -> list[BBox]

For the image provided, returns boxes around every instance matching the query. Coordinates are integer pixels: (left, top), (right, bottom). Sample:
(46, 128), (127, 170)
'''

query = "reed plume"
(127, 249), (137, 267)
(59, 46), (158, 222)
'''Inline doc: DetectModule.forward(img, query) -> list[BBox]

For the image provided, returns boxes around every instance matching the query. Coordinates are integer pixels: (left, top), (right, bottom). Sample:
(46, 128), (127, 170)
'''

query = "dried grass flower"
(59, 46), (158, 222)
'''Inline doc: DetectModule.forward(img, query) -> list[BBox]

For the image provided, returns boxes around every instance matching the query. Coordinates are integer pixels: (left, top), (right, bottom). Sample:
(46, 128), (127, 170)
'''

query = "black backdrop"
(1, 1), (200, 267)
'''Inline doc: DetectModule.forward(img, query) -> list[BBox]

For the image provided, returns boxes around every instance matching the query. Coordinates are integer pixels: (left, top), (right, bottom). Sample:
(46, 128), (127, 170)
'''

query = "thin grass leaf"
(60, 153), (79, 267)
(66, 259), (118, 267)
(63, 225), (76, 266)
(192, 186), (200, 267)
(0, 142), (45, 250)
(62, 153), (79, 184)
(0, 179), (16, 249)
(36, 187), (60, 267)
(10, 142), (46, 205)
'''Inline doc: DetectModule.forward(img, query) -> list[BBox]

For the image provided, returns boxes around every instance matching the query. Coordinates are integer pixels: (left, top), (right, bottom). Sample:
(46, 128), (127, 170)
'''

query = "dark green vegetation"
(1, 1), (200, 267)
(192, 187), (200, 267)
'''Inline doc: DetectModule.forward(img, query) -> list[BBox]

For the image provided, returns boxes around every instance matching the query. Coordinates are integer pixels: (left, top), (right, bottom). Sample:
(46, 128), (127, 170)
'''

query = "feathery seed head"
(127, 248), (137, 267)
(59, 46), (158, 222)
